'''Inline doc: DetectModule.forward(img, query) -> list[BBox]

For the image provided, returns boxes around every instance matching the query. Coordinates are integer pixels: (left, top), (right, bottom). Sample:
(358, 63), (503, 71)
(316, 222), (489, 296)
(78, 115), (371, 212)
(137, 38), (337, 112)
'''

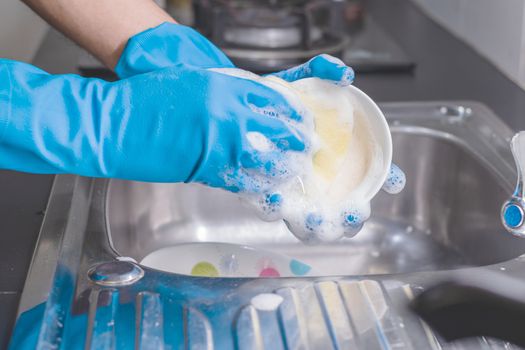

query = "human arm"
(22, 0), (176, 69)
(0, 59), (304, 191)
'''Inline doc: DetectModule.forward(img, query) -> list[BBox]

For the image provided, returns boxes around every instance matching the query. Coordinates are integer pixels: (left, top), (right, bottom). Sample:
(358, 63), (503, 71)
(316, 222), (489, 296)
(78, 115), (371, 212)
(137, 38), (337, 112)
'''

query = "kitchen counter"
(2, 0), (525, 347)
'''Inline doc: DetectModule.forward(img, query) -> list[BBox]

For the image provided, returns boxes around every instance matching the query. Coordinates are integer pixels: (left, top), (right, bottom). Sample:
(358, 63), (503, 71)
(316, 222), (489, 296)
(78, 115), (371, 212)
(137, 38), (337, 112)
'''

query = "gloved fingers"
(245, 117), (305, 152)
(247, 192), (283, 221)
(341, 209), (367, 238)
(244, 81), (303, 122)
(220, 168), (264, 194)
(269, 54), (355, 86)
(301, 209), (368, 240)
(382, 163), (406, 194)
(240, 148), (293, 179)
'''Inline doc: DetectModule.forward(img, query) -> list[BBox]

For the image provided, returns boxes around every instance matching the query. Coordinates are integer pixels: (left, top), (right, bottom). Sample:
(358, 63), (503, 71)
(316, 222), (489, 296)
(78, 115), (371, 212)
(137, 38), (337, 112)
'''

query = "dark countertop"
(359, 0), (525, 132)
(2, 0), (525, 347)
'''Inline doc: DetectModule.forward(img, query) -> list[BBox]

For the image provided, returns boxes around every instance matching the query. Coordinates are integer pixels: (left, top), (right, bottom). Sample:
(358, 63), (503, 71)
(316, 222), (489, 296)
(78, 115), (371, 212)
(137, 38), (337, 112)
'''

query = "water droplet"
(370, 251), (380, 258)
(425, 229), (431, 235)
(500, 267), (506, 271)
(405, 225), (413, 233)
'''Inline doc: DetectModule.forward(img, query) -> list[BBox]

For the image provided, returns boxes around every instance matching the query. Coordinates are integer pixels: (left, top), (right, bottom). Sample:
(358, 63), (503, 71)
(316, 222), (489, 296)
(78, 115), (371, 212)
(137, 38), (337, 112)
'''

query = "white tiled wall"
(412, 0), (525, 90)
(0, 1), (48, 62)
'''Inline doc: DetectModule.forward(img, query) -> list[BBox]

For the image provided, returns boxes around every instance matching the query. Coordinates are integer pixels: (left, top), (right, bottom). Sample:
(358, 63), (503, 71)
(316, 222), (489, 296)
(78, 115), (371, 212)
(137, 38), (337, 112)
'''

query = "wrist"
(115, 22), (233, 79)
(0, 61), (14, 144)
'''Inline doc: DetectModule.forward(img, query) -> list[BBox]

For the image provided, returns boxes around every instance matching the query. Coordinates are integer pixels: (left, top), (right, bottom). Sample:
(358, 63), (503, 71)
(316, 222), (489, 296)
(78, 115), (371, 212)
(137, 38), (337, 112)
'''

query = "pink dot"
(259, 267), (280, 277)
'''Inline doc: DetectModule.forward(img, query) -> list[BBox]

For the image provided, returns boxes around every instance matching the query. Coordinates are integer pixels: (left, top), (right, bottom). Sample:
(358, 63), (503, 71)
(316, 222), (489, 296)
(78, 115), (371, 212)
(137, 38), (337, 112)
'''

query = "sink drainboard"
(10, 102), (524, 349)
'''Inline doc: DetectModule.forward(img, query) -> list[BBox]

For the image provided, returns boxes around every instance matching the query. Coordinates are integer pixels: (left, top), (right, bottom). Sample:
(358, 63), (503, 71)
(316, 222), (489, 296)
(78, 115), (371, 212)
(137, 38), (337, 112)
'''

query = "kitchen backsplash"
(0, 1), (48, 62)
(412, 0), (525, 90)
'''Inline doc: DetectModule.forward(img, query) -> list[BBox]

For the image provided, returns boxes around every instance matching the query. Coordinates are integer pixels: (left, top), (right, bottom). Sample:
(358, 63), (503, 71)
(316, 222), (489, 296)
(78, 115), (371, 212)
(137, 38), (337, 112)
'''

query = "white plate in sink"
(140, 242), (314, 278)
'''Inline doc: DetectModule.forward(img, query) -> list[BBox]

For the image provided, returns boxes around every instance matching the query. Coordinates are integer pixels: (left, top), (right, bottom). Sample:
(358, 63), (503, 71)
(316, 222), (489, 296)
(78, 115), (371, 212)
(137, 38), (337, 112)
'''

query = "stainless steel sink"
(107, 105), (521, 276)
(13, 101), (525, 350)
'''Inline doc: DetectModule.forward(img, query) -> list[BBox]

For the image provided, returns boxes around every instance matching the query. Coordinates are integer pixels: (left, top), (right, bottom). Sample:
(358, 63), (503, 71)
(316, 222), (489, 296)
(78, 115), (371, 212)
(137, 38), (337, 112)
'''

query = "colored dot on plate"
(259, 267), (280, 277)
(191, 262), (219, 277)
(289, 259), (311, 276)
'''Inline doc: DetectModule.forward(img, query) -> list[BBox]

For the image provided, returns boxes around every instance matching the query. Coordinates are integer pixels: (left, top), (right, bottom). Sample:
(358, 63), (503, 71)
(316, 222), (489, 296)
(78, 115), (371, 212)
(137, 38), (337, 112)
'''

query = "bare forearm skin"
(22, 0), (176, 68)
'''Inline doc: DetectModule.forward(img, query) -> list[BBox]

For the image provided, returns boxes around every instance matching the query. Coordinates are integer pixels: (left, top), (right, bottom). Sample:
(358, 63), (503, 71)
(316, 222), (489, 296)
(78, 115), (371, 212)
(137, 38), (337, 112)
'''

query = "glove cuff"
(0, 61), (13, 143)
(114, 22), (233, 79)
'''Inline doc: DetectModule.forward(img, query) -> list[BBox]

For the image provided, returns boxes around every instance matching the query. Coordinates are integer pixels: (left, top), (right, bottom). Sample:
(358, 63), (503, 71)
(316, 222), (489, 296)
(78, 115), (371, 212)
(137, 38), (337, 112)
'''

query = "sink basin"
(107, 104), (523, 276)
(14, 102), (522, 350)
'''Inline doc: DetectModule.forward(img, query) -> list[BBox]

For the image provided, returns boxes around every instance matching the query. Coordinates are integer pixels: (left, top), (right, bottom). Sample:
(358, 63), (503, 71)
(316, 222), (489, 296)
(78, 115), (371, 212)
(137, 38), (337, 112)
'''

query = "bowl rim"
(345, 84), (393, 202)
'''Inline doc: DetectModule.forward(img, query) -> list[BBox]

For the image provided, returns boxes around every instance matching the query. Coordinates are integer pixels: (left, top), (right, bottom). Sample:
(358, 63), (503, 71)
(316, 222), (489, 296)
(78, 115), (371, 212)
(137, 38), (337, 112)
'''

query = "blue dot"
(504, 204), (523, 228)
(344, 211), (362, 228)
(305, 213), (323, 231)
(289, 259), (311, 276)
(265, 193), (282, 206)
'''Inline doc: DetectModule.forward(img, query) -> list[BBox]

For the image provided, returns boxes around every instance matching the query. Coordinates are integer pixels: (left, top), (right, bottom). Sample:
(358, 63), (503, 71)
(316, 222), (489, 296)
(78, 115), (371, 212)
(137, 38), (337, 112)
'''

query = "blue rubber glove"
(115, 22), (234, 78)
(0, 59), (304, 192)
(269, 54), (355, 86)
(115, 24), (404, 239)
(114, 22), (355, 87)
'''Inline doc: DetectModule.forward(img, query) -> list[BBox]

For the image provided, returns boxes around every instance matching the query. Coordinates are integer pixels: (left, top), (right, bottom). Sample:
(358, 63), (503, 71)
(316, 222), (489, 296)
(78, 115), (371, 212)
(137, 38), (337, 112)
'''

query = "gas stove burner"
(194, 0), (348, 72)
(224, 26), (323, 49)
(224, 36), (349, 73)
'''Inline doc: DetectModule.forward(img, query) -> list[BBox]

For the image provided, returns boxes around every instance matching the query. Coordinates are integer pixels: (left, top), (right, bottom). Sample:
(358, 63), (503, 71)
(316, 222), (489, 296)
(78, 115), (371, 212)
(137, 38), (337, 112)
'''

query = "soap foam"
(211, 68), (388, 242)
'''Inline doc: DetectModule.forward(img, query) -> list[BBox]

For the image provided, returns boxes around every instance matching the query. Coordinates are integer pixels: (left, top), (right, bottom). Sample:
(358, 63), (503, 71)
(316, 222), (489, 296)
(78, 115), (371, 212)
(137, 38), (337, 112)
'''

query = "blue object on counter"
(503, 203), (524, 228)
(0, 59), (304, 192)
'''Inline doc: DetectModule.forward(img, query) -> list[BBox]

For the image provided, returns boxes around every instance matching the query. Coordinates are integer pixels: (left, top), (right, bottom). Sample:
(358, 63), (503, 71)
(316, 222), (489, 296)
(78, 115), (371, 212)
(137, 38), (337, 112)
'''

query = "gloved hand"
(115, 22), (235, 78)
(113, 22), (356, 87)
(0, 59), (305, 192)
(112, 23), (406, 239)
(113, 23), (402, 177)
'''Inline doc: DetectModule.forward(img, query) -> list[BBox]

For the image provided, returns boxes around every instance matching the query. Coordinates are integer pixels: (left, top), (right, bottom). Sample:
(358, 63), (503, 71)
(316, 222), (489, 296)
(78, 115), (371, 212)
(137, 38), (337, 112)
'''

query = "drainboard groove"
(338, 280), (385, 350)
(234, 305), (265, 350)
(295, 283), (334, 349)
(276, 287), (310, 350)
(235, 303), (286, 350)
(314, 281), (359, 350)
(136, 292), (164, 350)
(373, 282), (415, 350)
(89, 288), (119, 350)
(184, 306), (213, 350)
(337, 280), (414, 350)
(387, 283), (442, 350)
(84, 288), (100, 350)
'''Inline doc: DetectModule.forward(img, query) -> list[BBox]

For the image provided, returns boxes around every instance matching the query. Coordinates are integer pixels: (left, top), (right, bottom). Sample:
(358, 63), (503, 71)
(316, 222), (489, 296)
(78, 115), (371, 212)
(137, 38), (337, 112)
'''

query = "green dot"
(191, 262), (219, 277)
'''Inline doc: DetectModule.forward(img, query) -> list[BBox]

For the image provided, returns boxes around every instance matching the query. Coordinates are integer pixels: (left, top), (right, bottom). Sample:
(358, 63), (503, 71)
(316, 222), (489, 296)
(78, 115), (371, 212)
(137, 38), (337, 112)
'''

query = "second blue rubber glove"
(115, 22), (234, 78)
(112, 23), (406, 237)
(0, 60), (305, 192)
(114, 22), (355, 87)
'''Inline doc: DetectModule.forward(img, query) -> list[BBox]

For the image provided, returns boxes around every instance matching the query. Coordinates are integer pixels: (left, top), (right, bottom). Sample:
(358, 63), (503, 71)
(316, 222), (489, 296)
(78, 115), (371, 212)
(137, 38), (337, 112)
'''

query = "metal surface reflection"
(13, 102), (524, 350)
(107, 105), (519, 276)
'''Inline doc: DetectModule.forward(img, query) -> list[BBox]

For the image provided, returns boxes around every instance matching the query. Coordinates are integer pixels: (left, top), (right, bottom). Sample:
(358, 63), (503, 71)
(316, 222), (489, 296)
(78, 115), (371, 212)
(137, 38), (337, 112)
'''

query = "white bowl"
(140, 242), (314, 278)
(345, 84), (392, 201)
